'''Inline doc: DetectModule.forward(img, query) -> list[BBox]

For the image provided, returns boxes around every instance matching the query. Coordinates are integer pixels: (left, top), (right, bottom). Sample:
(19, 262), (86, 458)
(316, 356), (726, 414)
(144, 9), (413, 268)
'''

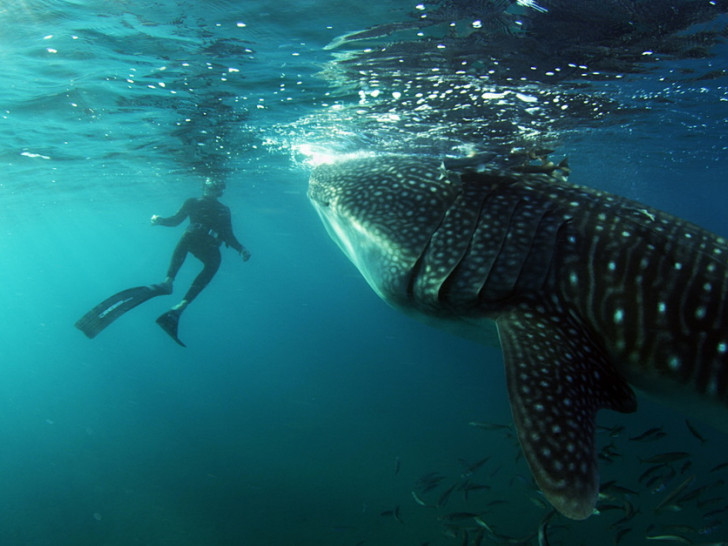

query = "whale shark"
(308, 154), (728, 520)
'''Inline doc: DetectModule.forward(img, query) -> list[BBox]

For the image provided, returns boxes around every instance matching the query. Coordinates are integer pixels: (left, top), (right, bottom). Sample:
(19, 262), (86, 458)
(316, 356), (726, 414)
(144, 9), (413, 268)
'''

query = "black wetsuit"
(156, 196), (243, 303)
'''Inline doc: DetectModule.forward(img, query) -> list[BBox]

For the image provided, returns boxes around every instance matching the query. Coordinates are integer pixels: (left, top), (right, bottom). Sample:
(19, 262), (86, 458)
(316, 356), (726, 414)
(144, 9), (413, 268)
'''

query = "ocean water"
(2, 1), (728, 545)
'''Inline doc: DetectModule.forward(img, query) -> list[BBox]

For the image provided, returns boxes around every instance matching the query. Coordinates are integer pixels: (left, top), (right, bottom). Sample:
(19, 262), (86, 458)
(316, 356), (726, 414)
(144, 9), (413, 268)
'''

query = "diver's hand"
(240, 248), (251, 261)
(150, 215), (160, 225)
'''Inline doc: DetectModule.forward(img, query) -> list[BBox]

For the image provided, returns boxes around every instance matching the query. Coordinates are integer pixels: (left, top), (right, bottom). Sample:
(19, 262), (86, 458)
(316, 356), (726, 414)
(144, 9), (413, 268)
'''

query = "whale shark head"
(308, 155), (461, 305)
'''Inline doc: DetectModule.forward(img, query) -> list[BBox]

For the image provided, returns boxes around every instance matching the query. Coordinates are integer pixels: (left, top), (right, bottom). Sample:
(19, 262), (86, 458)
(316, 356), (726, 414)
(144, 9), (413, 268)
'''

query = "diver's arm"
(151, 198), (194, 227)
(220, 207), (250, 260)
(225, 225), (245, 254)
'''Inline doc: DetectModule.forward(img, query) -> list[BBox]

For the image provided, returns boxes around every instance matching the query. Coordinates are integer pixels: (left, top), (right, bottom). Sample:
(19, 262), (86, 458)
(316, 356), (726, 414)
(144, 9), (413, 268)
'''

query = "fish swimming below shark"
(307, 154), (728, 520)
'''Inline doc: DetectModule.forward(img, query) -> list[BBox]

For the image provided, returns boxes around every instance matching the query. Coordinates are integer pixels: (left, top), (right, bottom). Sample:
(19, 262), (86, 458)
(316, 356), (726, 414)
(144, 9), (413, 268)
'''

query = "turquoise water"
(2, 1), (728, 544)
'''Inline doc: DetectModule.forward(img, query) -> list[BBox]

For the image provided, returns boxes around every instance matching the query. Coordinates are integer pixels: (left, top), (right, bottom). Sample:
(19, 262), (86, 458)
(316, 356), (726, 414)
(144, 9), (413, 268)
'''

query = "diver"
(75, 178), (250, 347)
(151, 178), (251, 345)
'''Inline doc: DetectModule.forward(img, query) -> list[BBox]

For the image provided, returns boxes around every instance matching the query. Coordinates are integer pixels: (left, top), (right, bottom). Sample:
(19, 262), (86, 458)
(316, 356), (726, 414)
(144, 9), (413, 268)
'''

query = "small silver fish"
(629, 427), (666, 442)
(685, 419), (708, 443)
(654, 475), (695, 514)
(640, 452), (691, 465)
(468, 421), (511, 431)
(411, 490), (427, 506)
(644, 534), (692, 544)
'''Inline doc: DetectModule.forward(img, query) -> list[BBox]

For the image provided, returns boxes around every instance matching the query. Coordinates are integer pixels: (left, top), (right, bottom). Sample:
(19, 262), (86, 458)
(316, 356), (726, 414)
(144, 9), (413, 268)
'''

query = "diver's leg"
(182, 245), (222, 305)
(156, 242), (220, 346)
(159, 233), (191, 293)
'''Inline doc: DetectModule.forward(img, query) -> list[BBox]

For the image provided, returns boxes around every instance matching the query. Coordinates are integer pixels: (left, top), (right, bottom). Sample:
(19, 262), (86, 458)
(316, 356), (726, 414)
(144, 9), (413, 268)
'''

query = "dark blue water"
(2, 1), (728, 544)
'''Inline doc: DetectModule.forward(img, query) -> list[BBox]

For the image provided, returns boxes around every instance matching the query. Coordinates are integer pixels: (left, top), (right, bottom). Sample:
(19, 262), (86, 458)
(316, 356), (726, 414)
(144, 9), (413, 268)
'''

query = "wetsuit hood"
(203, 178), (225, 198)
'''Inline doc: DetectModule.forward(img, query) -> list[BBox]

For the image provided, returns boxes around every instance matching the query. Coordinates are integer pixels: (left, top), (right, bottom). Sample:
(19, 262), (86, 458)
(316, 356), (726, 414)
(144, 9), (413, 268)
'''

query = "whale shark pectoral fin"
(496, 308), (637, 520)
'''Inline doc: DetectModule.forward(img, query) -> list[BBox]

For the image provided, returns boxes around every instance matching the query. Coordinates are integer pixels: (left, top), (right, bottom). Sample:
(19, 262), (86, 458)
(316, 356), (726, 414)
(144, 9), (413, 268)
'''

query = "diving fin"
(156, 309), (186, 347)
(75, 284), (170, 339)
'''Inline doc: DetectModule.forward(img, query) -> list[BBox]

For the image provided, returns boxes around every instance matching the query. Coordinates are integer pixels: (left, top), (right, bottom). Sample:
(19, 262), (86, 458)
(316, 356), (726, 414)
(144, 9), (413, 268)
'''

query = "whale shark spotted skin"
(308, 154), (728, 520)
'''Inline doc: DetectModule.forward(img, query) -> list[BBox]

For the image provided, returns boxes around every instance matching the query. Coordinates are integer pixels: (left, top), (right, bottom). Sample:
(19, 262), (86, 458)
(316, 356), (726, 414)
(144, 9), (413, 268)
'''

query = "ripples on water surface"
(2, 1), (728, 545)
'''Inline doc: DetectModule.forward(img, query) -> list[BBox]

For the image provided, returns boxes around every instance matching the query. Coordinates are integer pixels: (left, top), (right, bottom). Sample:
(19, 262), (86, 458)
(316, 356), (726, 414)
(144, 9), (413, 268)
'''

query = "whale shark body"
(308, 154), (728, 520)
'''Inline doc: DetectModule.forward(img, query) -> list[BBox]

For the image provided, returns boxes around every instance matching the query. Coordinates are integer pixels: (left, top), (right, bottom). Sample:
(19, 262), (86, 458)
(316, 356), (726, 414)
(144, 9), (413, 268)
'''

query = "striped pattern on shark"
(307, 154), (728, 520)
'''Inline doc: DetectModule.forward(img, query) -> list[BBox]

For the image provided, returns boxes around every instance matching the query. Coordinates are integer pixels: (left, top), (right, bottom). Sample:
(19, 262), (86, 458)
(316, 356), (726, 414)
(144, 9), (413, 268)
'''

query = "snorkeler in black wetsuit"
(74, 178), (250, 347)
(152, 178), (251, 345)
